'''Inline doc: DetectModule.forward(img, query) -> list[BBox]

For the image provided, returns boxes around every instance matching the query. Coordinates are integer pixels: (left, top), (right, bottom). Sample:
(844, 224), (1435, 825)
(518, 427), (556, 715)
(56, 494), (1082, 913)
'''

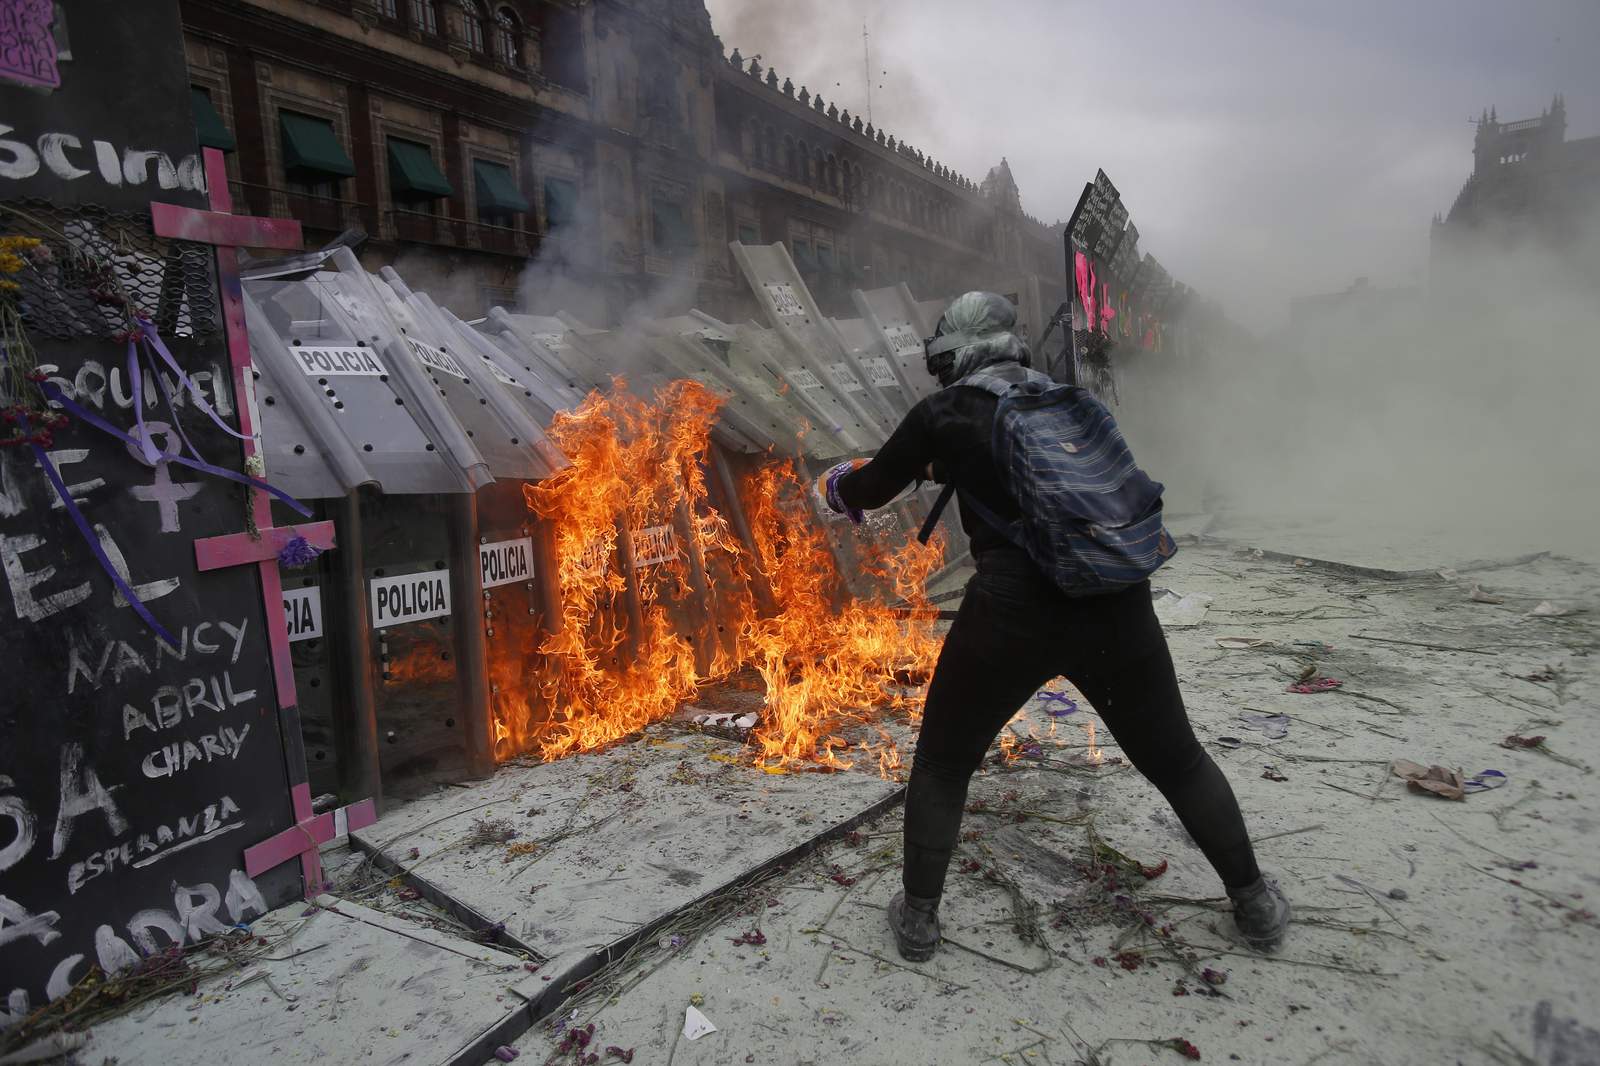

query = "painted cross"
(152, 147), (349, 899)
(126, 421), (201, 532)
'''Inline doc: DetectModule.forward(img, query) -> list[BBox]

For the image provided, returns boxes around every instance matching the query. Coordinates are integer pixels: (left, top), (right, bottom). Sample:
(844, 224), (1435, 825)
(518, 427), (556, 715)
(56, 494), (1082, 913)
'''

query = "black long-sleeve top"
(835, 386), (1022, 555)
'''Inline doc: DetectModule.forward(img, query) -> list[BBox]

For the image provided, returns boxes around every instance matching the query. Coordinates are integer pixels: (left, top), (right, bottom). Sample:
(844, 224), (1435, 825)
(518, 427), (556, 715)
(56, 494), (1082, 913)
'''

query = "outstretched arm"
(836, 402), (937, 511)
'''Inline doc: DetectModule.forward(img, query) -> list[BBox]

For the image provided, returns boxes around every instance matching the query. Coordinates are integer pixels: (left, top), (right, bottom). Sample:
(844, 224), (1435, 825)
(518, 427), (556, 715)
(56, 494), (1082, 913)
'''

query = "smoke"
(1115, 206), (1600, 565)
(382, 248), (488, 317)
(703, 0), (940, 151)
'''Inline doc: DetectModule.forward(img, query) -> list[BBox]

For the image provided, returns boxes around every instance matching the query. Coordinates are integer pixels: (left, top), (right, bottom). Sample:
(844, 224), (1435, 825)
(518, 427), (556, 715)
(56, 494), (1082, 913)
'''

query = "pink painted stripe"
(258, 562), (297, 709)
(198, 147), (325, 901)
(241, 796), (376, 879)
(289, 781), (325, 898)
(151, 201), (304, 251)
(193, 521), (337, 571)
(343, 798), (378, 833)
(290, 781), (315, 819)
(243, 811), (334, 878)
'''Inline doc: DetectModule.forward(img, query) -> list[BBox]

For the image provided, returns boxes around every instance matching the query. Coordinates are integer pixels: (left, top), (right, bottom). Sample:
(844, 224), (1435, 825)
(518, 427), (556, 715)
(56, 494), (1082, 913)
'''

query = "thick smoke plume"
(1115, 209), (1600, 565)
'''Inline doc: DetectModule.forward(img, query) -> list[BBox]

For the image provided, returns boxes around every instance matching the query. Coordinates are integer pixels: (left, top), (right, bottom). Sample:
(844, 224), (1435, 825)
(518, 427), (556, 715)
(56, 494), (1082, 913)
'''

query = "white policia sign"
(883, 324), (924, 357)
(369, 569), (452, 628)
(861, 357), (899, 387)
(826, 362), (865, 393)
(406, 338), (470, 381)
(784, 366), (824, 390)
(290, 345), (387, 377)
(282, 587), (323, 642)
(632, 525), (678, 568)
(763, 283), (805, 318)
(479, 536), (534, 590)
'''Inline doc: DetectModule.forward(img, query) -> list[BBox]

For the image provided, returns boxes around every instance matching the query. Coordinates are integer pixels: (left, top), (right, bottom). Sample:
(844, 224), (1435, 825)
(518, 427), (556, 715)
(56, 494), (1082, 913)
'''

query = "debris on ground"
(466, 816), (519, 846)
(1288, 677), (1343, 693)
(683, 1005), (718, 1040)
(1391, 759), (1466, 799)
(1153, 589), (1213, 628)
(1239, 712), (1290, 739)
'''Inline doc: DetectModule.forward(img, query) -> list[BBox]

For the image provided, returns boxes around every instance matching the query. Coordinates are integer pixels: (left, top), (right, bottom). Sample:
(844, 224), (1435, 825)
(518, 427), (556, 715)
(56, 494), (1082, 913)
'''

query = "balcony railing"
(228, 179), (367, 234)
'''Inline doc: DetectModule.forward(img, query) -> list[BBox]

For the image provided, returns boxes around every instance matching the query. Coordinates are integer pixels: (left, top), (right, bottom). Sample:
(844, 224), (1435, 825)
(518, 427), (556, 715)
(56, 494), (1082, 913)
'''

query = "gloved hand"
(815, 458), (869, 524)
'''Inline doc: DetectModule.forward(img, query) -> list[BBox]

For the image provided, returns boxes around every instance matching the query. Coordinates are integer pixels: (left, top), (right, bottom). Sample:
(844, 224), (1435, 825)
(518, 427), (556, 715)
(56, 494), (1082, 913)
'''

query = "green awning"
(279, 111), (355, 179)
(652, 198), (695, 251)
(473, 160), (529, 214)
(387, 138), (453, 199)
(191, 88), (235, 152)
(544, 178), (579, 228)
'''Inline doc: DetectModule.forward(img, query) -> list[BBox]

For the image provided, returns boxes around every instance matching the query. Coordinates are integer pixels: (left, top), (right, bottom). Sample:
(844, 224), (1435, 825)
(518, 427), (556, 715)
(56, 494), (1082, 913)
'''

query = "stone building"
(1430, 96), (1600, 279)
(179, 0), (1066, 326)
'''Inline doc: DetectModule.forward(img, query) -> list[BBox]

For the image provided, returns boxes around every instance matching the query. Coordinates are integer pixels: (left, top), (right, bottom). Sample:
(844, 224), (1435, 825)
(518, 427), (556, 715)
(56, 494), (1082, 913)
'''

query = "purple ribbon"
(138, 320), (250, 442)
(41, 381), (310, 517)
(127, 339), (160, 465)
(23, 414), (178, 648)
(1035, 690), (1079, 717)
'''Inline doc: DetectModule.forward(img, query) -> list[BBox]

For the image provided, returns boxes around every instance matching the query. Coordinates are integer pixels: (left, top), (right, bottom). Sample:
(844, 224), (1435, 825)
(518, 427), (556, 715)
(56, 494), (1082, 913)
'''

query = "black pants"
(903, 551), (1262, 899)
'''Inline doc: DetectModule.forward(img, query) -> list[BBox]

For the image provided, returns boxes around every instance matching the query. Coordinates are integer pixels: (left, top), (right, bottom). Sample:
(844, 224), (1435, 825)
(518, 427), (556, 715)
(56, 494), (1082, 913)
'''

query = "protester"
(816, 291), (1290, 961)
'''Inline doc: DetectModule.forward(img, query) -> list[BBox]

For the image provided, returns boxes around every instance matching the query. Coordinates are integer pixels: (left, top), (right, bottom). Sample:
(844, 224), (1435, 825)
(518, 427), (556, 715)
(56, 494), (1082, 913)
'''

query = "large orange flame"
(492, 377), (945, 772)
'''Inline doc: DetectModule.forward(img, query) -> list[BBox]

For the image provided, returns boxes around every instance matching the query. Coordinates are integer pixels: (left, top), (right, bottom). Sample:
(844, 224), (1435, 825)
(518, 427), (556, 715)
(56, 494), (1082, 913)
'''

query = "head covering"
(924, 291), (1032, 387)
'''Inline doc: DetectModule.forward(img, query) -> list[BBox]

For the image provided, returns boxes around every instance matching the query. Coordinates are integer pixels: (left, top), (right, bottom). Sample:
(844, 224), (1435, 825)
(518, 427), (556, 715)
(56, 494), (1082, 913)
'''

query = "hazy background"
(703, 0), (1600, 333)
(705, 0), (1600, 565)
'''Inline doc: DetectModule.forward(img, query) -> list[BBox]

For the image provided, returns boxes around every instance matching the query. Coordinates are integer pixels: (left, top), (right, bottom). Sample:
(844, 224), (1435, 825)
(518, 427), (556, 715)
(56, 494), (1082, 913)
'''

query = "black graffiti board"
(0, 0), (299, 1016)
(1075, 170), (1126, 264)
(0, 0), (207, 211)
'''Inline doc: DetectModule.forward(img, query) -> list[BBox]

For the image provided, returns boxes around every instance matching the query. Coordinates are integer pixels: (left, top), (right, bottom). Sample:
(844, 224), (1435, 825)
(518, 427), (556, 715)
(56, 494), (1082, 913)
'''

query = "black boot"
(1228, 875), (1290, 951)
(888, 890), (941, 961)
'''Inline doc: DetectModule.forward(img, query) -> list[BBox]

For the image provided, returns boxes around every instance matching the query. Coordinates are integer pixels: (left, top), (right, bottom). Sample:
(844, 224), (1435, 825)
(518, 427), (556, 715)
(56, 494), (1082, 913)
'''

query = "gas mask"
(923, 321), (982, 388)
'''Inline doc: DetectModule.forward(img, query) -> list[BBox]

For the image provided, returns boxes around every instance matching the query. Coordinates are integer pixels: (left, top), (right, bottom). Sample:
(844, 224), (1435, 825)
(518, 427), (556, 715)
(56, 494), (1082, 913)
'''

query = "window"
(791, 239), (815, 272)
(377, 0), (398, 17)
(462, 1), (486, 52)
(494, 7), (523, 66)
(191, 87), (236, 152)
(540, 3), (587, 92)
(279, 111), (354, 197)
(544, 177), (579, 230)
(387, 137), (454, 211)
(736, 223), (759, 245)
(651, 196), (695, 257)
(410, 0), (439, 34)
(816, 243), (834, 272)
(473, 158), (528, 227)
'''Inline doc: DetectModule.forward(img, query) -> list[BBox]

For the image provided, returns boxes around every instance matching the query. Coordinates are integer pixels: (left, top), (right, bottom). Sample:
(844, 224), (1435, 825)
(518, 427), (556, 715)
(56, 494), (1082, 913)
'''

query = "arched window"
(462, 1), (487, 52)
(494, 6), (523, 66)
(826, 155), (838, 194)
(797, 140), (810, 182)
(410, 0), (439, 34)
(783, 136), (797, 180)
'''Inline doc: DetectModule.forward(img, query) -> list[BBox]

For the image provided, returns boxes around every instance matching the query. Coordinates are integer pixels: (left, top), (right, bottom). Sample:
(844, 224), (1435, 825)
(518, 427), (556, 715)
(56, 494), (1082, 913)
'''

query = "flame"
(383, 642), (454, 684)
(1084, 720), (1105, 766)
(488, 377), (944, 772)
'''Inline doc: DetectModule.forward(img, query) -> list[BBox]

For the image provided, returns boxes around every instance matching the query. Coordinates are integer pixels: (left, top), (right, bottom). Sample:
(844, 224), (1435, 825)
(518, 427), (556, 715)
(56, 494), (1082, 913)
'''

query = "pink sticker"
(0, 0), (60, 90)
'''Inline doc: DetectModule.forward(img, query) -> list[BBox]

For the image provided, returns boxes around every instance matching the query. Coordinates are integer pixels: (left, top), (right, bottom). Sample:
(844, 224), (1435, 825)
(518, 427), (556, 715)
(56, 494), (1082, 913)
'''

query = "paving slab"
(351, 730), (903, 964)
(79, 895), (538, 1066)
(490, 539), (1600, 1066)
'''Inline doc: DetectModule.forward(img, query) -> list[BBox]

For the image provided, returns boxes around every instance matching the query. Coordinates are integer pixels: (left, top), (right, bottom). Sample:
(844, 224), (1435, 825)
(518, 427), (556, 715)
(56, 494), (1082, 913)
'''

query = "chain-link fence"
(0, 198), (219, 342)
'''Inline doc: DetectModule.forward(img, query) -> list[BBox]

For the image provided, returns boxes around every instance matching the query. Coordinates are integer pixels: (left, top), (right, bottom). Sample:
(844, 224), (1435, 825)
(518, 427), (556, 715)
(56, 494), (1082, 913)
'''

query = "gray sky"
(702, 0), (1600, 331)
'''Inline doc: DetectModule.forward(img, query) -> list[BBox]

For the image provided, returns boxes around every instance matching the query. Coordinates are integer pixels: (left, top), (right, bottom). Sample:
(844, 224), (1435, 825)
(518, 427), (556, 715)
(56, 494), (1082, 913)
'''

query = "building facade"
(180, 0), (1067, 327)
(1430, 96), (1600, 277)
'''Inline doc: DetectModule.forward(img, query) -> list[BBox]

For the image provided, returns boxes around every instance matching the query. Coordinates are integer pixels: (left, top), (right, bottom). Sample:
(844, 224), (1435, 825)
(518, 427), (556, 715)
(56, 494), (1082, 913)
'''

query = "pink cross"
(153, 149), (356, 898)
